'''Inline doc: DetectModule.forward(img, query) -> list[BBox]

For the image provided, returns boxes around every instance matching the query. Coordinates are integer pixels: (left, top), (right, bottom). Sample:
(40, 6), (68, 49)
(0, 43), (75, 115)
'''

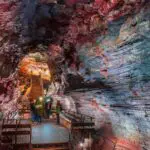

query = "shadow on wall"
(20, 0), (72, 46)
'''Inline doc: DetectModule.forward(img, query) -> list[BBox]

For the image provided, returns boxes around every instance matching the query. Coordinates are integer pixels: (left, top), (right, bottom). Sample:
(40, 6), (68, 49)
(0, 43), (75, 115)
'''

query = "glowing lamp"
(39, 96), (43, 102)
(79, 143), (84, 147)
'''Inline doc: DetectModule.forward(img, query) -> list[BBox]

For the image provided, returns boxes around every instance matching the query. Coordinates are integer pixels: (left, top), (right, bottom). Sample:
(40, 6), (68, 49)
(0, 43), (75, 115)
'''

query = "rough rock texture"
(0, 0), (72, 117)
(0, 0), (150, 149)
(0, 0), (22, 117)
(68, 3), (150, 150)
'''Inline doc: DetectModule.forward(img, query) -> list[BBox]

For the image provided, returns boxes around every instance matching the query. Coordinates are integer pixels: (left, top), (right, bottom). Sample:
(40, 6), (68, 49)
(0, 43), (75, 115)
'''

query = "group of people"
(30, 96), (62, 124)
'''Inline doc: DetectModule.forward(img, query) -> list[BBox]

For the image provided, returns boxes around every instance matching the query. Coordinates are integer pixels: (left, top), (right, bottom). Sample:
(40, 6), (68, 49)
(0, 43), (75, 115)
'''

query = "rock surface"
(68, 3), (150, 150)
(0, 0), (149, 149)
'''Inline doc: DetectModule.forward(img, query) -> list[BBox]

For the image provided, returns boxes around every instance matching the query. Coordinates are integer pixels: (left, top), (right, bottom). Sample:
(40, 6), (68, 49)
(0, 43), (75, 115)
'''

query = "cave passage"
(0, 0), (150, 150)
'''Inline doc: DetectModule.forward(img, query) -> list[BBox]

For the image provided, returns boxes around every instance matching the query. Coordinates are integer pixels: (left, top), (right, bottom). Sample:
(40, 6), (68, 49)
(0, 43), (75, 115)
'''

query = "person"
(30, 100), (37, 122)
(45, 96), (53, 118)
(30, 101), (35, 122)
(56, 100), (62, 125)
(35, 97), (44, 123)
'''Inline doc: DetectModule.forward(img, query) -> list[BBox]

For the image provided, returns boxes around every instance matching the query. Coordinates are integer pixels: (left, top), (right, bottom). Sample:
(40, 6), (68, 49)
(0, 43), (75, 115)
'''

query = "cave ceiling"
(0, 0), (149, 98)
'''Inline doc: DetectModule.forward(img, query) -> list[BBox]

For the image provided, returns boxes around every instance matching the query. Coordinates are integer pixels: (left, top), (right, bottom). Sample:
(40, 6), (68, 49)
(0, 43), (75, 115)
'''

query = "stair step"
(32, 142), (69, 150)
(1, 138), (12, 143)
(0, 143), (13, 146)
(2, 130), (31, 135)
(2, 124), (31, 128)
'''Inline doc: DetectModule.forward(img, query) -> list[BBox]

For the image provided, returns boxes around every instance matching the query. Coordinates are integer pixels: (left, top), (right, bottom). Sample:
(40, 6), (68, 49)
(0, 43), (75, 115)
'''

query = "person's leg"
(35, 113), (39, 123)
(49, 109), (51, 117)
(33, 112), (36, 122)
(58, 114), (60, 124)
(31, 112), (34, 121)
(56, 113), (60, 125)
(46, 109), (49, 118)
(36, 114), (39, 123)
(47, 109), (49, 118)
(56, 114), (58, 124)
(39, 115), (42, 123)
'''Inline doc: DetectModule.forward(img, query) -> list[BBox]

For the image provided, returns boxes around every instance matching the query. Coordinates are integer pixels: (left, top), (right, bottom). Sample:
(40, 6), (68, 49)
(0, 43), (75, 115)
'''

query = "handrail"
(68, 129), (73, 150)
(4, 111), (18, 123)
(63, 110), (95, 122)
(2, 119), (32, 148)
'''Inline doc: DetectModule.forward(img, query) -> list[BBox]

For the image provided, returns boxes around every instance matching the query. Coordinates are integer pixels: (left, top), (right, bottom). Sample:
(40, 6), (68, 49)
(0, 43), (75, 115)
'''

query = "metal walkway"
(0, 119), (70, 150)
(32, 122), (69, 145)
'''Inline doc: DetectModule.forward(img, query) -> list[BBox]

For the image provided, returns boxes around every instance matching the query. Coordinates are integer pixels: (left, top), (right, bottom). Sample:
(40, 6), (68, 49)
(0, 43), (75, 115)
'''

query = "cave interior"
(0, 0), (150, 150)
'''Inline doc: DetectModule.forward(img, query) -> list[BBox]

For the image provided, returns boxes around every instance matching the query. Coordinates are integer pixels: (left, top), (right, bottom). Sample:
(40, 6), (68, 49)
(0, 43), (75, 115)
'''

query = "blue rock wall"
(78, 5), (150, 105)
(72, 4), (150, 150)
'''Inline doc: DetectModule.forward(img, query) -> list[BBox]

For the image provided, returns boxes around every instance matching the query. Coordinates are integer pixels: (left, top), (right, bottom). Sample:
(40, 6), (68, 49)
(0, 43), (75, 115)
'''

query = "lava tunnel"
(0, 0), (150, 150)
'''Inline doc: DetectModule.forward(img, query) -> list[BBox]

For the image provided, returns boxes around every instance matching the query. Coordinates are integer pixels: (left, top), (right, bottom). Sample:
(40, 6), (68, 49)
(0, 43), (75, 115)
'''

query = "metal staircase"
(1, 119), (32, 150)
(28, 74), (44, 101)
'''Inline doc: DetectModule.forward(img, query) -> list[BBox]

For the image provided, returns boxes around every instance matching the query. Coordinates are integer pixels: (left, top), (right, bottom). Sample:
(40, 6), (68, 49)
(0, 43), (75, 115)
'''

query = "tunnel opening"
(18, 52), (51, 102)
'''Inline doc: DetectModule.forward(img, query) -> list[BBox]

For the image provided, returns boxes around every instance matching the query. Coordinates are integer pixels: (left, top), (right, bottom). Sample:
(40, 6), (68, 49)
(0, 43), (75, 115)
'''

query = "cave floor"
(0, 120), (69, 147)
(31, 122), (69, 145)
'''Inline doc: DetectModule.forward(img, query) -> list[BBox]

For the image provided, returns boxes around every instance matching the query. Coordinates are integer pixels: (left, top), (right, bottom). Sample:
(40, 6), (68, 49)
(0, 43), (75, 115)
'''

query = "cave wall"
(0, 0), (22, 118)
(78, 5), (150, 104)
(0, 0), (149, 149)
(70, 4), (150, 150)
(0, 0), (71, 117)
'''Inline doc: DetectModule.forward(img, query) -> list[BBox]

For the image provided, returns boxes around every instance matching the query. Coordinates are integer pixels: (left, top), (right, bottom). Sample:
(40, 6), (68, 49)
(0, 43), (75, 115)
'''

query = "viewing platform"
(0, 110), (95, 150)
(0, 119), (70, 150)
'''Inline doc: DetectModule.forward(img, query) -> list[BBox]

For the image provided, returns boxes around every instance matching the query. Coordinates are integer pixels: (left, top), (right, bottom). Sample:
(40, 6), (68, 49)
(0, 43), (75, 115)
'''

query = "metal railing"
(1, 119), (32, 150)
(62, 109), (95, 123)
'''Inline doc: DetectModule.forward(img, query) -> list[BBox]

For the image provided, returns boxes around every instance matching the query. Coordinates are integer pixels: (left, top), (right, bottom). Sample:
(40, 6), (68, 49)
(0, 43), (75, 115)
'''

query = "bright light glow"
(19, 53), (51, 81)
(39, 97), (43, 101)
(46, 98), (51, 102)
(65, 97), (71, 110)
(79, 143), (84, 147)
